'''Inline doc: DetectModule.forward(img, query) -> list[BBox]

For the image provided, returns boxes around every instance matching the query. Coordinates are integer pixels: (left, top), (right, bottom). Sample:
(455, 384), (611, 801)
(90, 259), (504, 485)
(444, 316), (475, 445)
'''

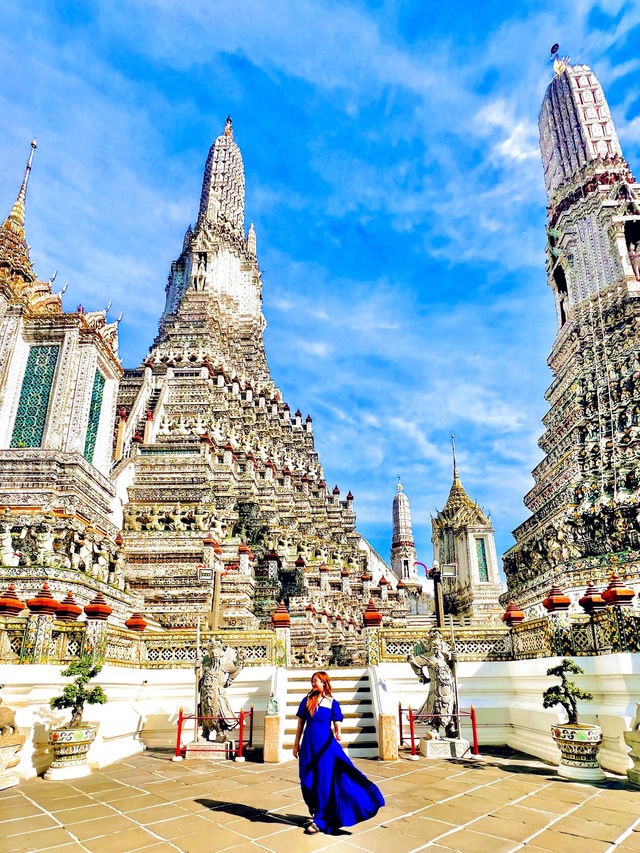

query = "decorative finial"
(224, 116), (233, 138)
(397, 476), (403, 493)
(451, 433), (458, 482)
(3, 138), (37, 233)
(550, 44), (570, 76)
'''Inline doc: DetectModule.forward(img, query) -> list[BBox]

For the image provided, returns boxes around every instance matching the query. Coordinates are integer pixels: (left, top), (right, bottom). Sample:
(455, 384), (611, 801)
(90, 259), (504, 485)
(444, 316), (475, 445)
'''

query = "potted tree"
(45, 657), (107, 780)
(543, 658), (604, 781)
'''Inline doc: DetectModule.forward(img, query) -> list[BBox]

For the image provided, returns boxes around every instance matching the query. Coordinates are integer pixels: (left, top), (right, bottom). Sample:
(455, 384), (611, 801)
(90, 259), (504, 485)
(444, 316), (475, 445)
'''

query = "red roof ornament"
(347, 491), (354, 501)
(57, 591), (82, 623)
(396, 579), (405, 589)
(542, 583), (571, 612)
(578, 583), (606, 613)
(306, 415), (312, 423)
(363, 598), (382, 627)
(115, 532), (123, 547)
(272, 600), (290, 628)
(332, 485), (340, 495)
(319, 562), (328, 572)
(125, 612), (147, 632)
(26, 582), (59, 616)
(502, 600), (525, 626)
(379, 576), (389, 586)
(361, 571), (372, 582)
(131, 433), (143, 444)
(341, 568), (350, 577)
(602, 572), (635, 607)
(295, 556), (305, 568)
(0, 583), (26, 616)
(295, 410), (302, 417)
(84, 591), (112, 621)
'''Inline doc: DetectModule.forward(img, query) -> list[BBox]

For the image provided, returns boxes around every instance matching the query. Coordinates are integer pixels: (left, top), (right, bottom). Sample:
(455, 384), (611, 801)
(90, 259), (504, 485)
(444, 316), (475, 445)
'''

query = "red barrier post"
(249, 704), (254, 747)
(174, 708), (183, 758)
(470, 705), (479, 756)
(237, 710), (244, 760)
(398, 702), (404, 746)
(408, 707), (417, 757)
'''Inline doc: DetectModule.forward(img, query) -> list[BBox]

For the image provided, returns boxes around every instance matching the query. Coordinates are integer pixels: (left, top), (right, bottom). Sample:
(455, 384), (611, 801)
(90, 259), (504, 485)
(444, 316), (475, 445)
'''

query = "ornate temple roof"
(434, 444), (491, 531)
(197, 116), (245, 235)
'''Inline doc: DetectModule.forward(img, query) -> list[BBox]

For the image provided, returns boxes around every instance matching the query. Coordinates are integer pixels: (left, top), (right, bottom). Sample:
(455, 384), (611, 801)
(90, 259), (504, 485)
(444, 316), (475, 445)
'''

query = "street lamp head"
(432, 560), (440, 569)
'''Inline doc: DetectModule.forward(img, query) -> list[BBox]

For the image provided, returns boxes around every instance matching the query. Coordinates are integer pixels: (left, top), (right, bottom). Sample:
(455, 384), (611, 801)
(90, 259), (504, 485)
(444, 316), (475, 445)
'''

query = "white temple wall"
(374, 655), (640, 775)
(0, 663), (275, 781)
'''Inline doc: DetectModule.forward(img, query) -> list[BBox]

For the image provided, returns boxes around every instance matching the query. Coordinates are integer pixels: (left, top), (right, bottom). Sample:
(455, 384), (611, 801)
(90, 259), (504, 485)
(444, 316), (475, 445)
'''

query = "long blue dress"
(296, 696), (385, 834)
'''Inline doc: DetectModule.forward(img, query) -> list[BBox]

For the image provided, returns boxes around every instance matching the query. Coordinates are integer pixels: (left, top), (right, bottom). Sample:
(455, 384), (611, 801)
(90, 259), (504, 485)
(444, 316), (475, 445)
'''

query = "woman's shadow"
(195, 799), (351, 835)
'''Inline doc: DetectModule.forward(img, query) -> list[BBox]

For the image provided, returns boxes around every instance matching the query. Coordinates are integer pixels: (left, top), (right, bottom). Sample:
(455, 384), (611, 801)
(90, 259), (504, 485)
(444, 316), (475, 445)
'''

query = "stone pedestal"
(0, 733), (26, 789)
(419, 737), (470, 758)
(623, 704), (640, 788)
(378, 714), (398, 761)
(185, 739), (236, 760)
(263, 715), (281, 763)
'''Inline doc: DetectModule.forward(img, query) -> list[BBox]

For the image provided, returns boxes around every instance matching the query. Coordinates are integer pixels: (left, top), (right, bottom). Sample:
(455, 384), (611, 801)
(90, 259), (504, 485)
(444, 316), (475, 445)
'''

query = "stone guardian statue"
(197, 640), (245, 742)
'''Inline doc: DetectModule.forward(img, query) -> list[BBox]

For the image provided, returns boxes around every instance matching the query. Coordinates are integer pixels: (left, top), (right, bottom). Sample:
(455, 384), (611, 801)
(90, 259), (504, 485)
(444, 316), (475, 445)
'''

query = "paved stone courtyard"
(2, 748), (640, 853)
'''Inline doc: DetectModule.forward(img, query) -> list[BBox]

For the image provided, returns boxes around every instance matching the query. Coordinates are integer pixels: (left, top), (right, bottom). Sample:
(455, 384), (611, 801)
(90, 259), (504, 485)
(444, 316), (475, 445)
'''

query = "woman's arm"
(293, 717), (304, 758)
(333, 720), (341, 741)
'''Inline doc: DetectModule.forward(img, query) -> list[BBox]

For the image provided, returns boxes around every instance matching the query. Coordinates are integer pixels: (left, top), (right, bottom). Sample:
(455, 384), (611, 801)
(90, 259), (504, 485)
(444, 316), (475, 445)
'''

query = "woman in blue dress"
(293, 670), (385, 834)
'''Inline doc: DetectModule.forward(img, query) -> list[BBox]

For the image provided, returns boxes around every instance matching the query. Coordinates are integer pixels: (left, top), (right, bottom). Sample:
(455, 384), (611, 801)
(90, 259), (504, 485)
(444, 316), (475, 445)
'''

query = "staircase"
(282, 668), (379, 759)
(135, 388), (162, 439)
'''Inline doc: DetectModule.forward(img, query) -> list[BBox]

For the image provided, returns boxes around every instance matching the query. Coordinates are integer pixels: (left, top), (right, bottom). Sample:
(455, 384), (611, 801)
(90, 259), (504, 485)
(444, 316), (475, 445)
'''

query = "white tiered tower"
(504, 56), (640, 614)
(390, 481), (418, 582)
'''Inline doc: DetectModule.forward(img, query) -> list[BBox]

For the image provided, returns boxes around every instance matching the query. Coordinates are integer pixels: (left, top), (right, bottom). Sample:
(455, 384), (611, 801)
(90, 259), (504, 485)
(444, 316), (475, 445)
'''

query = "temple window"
(84, 370), (105, 463)
(10, 345), (59, 448)
(475, 537), (489, 582)
(553, 266), (569, 325)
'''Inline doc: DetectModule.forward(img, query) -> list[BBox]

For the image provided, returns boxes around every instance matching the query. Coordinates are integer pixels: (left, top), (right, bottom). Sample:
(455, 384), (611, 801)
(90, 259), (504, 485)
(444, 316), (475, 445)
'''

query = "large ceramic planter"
(550, 723), (605, 781)
(45, 724), (97, 780)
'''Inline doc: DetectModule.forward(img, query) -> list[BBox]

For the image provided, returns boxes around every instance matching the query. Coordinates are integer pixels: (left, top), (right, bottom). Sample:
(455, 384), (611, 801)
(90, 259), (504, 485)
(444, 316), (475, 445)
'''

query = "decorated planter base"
(45, 724), (97, 781)
(551, 723), (605, 781)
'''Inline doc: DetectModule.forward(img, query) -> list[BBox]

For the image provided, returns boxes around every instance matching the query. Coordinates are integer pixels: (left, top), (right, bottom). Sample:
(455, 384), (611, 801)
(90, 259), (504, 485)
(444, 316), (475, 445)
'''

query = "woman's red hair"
(306, 671), (332, 716)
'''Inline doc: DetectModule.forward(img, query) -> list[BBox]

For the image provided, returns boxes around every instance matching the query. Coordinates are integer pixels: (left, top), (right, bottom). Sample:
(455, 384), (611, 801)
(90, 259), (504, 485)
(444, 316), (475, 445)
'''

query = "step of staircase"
(282, 667), (379, 759)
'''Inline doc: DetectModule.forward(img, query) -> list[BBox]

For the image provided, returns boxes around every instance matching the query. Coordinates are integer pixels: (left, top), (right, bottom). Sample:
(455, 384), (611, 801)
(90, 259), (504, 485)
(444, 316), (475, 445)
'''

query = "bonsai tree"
(543, 658), (593, 725)
(50, 657), (107, 728)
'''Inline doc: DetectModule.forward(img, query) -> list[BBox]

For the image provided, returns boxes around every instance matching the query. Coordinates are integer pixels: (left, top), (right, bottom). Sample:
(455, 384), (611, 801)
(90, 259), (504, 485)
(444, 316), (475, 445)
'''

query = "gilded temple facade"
(0, 121), (408, 663)
(432, 463), (502, 620)
(504, 58), (640, 615)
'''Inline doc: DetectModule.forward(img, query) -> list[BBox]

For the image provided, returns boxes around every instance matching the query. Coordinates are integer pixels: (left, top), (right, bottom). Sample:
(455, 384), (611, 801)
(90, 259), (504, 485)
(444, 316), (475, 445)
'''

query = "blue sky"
(1, 1), (640, 577)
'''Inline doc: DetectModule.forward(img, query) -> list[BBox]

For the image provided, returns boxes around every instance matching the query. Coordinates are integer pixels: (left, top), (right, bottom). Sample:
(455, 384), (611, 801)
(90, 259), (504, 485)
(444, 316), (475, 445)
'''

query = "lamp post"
(415, 560), (457, 629)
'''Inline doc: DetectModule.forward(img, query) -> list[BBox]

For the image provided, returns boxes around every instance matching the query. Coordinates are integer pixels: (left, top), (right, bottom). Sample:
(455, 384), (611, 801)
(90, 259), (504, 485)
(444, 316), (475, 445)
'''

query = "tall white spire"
(391, 481), (418, 582)
(197, 116), (245, 234)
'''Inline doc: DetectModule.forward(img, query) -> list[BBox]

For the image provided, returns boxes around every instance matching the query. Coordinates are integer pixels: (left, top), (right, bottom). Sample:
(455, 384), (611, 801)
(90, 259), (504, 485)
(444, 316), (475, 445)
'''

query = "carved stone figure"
(0, 522), (18, 567)
(629, 242), (640, 281)
(409, 633), (458, 739)
(197, 640), (244, 742)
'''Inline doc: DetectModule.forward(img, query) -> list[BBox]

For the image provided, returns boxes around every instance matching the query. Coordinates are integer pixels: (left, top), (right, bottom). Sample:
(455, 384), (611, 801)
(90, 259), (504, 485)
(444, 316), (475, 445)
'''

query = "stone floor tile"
(541, 782), (594, 803)
(81, 826), (162, 852)
(126, 803), (191, 824)
(491, 804), (556, 829)
(518, 795), (573, 815)
(339, 826), (421, 853)
(1, 801), (49, 819)
(50, 803), (118, 821)
(420, 800), (489, 824)
(556, 815), (626, 842)
(434, 828), (518, 853)
(248, 826), (344, 853)
(168, 826), (251, 853)
(528, 828), (610, 852)
(4, 827), (77, 852)
(471, 814), (536, 842)
(388, 815), (456, 841)
(570, 803), (635, 827)
(64, 812), (138, 839)
(3, 813), (60, 835)
(224, 814), (300, 838)
(108, 793), (173, 811)
(146, 813), (218, 839)
(38, 845), (90, 853)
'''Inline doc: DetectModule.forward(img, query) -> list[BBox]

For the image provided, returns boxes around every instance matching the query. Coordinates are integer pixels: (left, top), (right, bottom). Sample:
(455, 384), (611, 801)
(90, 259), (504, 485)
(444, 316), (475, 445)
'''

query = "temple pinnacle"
(3, 139), (37, 236)
(451, 433), (458, 483)
(225, 116), (233, 138)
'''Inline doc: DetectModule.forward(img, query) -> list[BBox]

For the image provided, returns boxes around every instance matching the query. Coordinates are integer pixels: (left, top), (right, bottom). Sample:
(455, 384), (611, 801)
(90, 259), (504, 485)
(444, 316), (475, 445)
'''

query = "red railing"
(398, 703), (479, 758)
(174, 706), (254, 760)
